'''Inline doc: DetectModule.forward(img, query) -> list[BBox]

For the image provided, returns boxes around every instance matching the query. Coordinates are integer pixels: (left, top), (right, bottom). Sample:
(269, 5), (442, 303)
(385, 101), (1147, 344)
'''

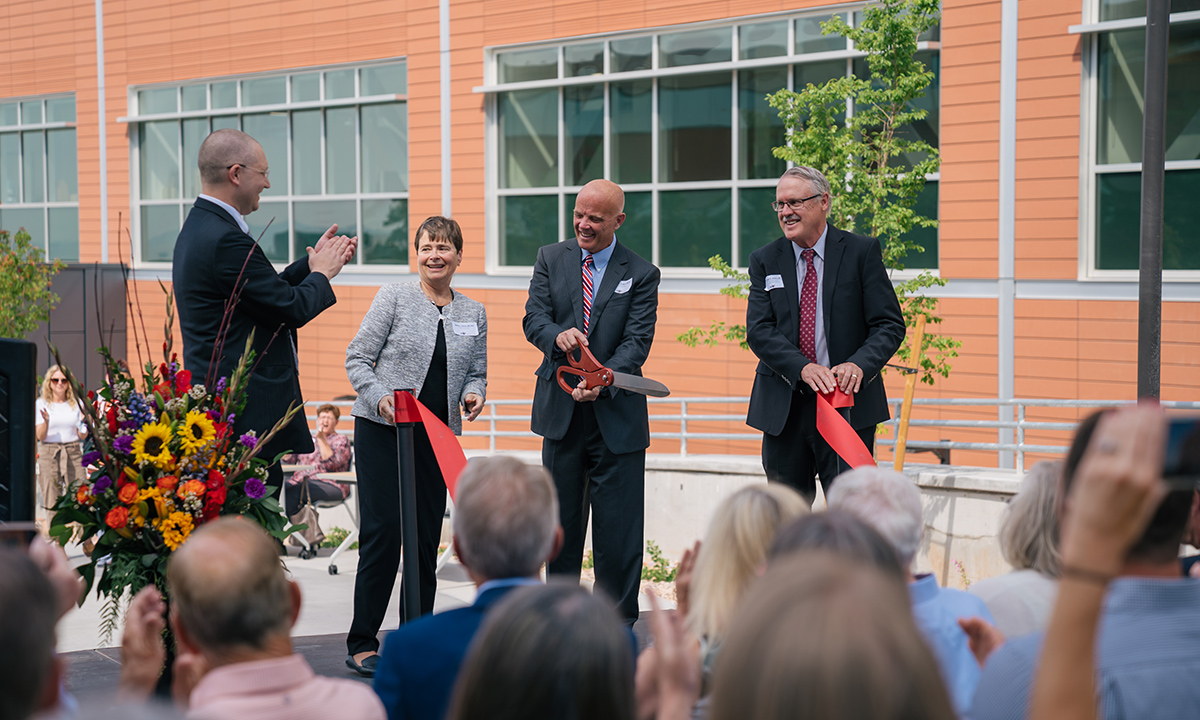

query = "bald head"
(573, 179), (626, 253)
(198, 129), (262, 186)
(579, 179), (625, 215)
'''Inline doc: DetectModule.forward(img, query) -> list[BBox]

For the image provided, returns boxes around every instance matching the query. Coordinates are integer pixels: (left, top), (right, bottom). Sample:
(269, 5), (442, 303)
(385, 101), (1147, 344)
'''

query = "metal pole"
(394, 389), (421, 624)
(1138, 0), (1169, 399)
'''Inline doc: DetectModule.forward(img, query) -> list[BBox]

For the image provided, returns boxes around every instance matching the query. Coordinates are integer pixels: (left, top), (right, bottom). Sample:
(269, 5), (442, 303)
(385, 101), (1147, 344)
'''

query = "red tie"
(582, 254), (595, 334)
(799, 248), (817, 361)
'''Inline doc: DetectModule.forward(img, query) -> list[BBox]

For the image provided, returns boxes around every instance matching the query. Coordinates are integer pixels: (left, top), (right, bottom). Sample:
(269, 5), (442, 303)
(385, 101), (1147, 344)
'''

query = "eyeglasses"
(50, 378), (68, 384)
(226, 163), (270, 179)
(772, 193), (824, 212)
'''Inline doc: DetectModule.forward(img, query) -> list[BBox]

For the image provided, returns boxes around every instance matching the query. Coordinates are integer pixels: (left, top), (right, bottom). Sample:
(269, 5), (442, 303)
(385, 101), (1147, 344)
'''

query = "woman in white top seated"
(34, 365), (87, 516)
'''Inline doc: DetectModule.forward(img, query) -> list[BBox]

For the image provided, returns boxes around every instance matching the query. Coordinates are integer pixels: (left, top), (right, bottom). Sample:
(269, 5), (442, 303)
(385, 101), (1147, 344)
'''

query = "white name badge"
(765, 274), (784, 291)
(615, 278), (633, 294)
(452, 321), (479, 336)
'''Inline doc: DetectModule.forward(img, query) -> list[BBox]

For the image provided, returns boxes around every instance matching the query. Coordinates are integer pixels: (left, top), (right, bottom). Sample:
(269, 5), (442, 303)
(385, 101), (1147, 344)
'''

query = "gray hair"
(453, 456), (559, 580)
(0, 548), (58, 720)
(826, 467), (924, 567)
(780, 166), (832, 197)
(999, 461), (1061, 576)
(197, 129), (261, 185)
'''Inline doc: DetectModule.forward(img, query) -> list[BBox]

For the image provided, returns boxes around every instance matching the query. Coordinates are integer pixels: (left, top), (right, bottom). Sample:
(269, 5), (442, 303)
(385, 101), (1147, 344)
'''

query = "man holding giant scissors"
(523, 179), (661, 623)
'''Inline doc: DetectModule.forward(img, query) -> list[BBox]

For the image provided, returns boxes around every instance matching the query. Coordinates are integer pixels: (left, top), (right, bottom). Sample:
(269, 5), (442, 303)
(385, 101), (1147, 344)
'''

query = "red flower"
(106, 405), (119, 434)
(213, 422), (229, 440)
(175, 369), (192, 395)
(207, 469), (225, 487)
(153, 381), (173, 400)
(105, 506), (130, 529)
(118, 483), (138, 504)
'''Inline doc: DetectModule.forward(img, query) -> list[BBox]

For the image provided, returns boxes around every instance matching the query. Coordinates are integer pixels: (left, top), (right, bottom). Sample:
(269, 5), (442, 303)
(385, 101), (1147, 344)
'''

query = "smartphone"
(1164, 416), (1200, 489)
(0, 522), (39, 550)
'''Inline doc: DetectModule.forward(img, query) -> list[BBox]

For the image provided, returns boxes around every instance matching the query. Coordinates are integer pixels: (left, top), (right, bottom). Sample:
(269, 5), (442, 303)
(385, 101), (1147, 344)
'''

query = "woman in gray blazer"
(344, 216), (487, 675)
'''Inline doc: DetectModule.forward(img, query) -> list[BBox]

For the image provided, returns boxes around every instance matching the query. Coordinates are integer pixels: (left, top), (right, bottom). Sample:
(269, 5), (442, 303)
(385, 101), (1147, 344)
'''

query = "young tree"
(0, 228), (66, 339)
(678, 0), (958, 384)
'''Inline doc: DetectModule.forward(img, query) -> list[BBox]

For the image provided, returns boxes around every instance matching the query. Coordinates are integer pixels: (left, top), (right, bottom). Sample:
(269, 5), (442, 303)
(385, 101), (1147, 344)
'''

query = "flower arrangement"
(49, 291), (302, 639)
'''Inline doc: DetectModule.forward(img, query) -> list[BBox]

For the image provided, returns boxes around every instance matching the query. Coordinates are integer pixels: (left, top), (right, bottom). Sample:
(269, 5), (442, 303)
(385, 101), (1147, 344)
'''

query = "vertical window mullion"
(603, 80), (611, 180)
(558, 86), (565, 242)
(651, 77), (660, 266)
(355, 105), (362, 265)
(730, 70), (739, 268)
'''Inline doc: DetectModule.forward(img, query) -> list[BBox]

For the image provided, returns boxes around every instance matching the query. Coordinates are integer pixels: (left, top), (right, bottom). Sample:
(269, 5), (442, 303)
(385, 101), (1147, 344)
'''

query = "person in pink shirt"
(282, 403), (353, 516)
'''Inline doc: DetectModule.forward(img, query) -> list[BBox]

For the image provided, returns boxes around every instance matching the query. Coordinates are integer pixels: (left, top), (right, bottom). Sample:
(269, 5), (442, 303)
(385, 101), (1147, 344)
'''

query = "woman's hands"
(378, 395), (395, 423)
(463, 393), (484, 422)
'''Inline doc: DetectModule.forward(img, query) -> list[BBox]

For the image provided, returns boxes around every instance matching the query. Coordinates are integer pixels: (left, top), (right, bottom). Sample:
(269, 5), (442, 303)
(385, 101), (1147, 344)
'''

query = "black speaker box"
(0, 339), (37, 522)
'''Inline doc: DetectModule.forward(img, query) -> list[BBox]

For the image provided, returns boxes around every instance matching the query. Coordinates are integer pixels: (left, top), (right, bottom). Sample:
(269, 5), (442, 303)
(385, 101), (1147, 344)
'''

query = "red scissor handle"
(555, 345), (614, 395)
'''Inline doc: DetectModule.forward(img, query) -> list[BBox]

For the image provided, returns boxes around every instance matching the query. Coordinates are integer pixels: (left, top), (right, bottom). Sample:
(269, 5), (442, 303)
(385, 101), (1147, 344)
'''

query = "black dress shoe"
(346, 653), (379, 678)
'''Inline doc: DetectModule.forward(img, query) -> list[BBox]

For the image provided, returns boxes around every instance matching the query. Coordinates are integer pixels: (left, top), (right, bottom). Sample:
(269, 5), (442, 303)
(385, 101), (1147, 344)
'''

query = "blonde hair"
(687, 484), (808, 641)
(40, 365), (78, 405)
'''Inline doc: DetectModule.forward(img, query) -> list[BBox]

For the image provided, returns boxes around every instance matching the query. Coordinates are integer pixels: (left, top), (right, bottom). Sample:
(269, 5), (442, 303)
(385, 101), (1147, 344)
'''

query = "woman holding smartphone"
(35, 365), (87, 519)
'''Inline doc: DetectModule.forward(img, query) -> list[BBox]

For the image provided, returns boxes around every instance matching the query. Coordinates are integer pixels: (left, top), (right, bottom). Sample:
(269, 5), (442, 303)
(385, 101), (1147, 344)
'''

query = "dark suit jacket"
(373, 584), (518, 720)
(172, 198), (336, 456)
(745, 225), (905, 435)
(523, 238), (660, 456)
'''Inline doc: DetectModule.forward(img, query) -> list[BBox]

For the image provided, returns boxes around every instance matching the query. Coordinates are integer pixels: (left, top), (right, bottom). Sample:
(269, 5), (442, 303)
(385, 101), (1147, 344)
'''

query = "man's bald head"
(573, 179), (626, 253)
(578, 179), (625, 215)
(198, 129), (262, 186)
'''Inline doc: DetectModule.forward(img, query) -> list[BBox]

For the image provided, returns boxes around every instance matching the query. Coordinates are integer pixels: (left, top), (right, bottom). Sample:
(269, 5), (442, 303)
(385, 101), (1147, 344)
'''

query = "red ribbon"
(816, 388), (877, 469)
(393, 390), (467, 501)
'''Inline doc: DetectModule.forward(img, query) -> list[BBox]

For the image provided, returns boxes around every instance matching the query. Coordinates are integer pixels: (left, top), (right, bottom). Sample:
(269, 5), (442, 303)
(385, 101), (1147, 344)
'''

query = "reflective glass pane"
(565, 43), (604, 77)
(325, 107), (357, 194)
(294, 200), (355, 261)
(212, 115), (238, 131)
(211, 82), (237, 109)
(139, 88), (176, 115)
(362, 103), (407, 193)
(1097, 169), (1200, 270)
(565, 84), (603, 186)
(498, 89), (557, 189)
(45, 97), (75, 123)
(498, 48), (558, 83)
(292, 73), (320, 102)
(501, 194), (556, 265)
(325, 69), (356, 100)
(141, 204), (180, 262)
(22, 131), (45, 203)
(46, 128), (77, 202)
(611, 81), (651, 184)
(611, 37), (652, 72)
(0, 103), (16, 126)
(241, 77), (286, 106)
(901, 180), (938, 270)
(292, 110), (322, 195)
(739, 22), (788, 60)
(1100, 0), (1200, 21)
(660, 73), (731, 182)
(361, 62), (407, 95)
(246, 201), (290, 263)
(181, 85), (207, 112)
(566, 191), (652, 260)
(48, 207), (79, 262)
(660, 28), (732, 68)
(739, 187), (781, 267)
(20, 101), (43, 124)
(362, 198), (408, 264)
(0, 134), (18, 203)
(797, 15), (845, 55)
(659, 189), (731, 267)
(739, 67), (787, 180)
(242, 113), (287, 197)
(1, 208), (44, 250)
(182, 118), (207, 198)
(140, 121), (180, 200)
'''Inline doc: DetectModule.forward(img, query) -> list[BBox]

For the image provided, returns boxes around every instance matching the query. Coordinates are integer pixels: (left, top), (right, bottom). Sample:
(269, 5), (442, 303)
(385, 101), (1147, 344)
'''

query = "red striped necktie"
(582, 254), (595, 333)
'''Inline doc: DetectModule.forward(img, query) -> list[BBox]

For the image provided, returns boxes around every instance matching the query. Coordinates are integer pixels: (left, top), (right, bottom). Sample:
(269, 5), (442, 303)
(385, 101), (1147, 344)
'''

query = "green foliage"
(582, 549), (594, 570)
(0, 228), (66, 339)
(675, 256), (750, 351)
(641, 540), (678, 582)
(322, 525), (359, 550)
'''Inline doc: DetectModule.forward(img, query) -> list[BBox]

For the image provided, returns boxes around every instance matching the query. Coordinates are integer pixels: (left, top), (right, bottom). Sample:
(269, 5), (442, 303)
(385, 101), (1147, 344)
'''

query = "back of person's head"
(197, 129), (259, 185)
(1064, 408), (1194, 565)
(1000, 460), (1062, 575)
(768, 510), (906, 583)
(708, 552), (954, 720)
(453, 456), (559, 581)
(688, 484), (808, 640)
(167, 517), (292, 658)
(826, 467), (923, 568)
(0, 547), (59, 720)
(447, 583), (634, 720)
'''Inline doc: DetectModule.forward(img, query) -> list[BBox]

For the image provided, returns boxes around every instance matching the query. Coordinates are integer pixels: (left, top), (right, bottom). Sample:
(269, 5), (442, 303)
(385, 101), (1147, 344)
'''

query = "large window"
(129, 62), (408, 267)
(1087, 2), (1200, 272)
(0, 95), (78, 261)
(487, 12), (940, 270)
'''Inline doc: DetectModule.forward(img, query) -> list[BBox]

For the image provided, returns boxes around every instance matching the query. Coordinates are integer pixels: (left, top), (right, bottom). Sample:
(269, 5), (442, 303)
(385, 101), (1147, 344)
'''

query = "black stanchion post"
(393, 389), (421, 624)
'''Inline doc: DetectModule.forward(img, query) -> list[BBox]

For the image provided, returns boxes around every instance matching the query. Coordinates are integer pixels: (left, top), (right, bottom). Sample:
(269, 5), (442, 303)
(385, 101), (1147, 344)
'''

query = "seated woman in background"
(283, 403), (353, 517)
(968, 460), (1061, 637)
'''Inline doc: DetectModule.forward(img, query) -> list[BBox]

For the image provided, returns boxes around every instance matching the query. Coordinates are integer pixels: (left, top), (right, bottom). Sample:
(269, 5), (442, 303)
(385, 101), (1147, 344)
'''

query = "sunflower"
(179, 409), (216, 455)
(131, 421), (174, 470)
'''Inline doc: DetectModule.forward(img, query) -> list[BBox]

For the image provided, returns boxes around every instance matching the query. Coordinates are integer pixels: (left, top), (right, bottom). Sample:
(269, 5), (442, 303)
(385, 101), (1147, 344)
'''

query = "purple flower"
(120, 419), (139, 430)
(228, 413), (236, 424)
(93, 476), (113, 493)
(81, 450), (102, 466)
(215, 377), (227, 393)
(113, 435), (135, 454)
(239, 433), (257, 449)
(243, 477), (266, 499)
(207, 410), (221, 421)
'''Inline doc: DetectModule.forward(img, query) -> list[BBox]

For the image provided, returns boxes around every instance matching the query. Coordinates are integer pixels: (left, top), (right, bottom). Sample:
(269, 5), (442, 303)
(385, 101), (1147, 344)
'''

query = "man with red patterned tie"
(745, 167), (906, 505)
(523, 179), (660, 623)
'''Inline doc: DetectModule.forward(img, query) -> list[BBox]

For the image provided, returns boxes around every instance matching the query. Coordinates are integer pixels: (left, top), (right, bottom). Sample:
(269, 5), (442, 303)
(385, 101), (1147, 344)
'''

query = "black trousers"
(284, 477), (345, 517)
(346, 417), (447, 655)
(544, 403), (645, 623)
(761, 390), (875, 505)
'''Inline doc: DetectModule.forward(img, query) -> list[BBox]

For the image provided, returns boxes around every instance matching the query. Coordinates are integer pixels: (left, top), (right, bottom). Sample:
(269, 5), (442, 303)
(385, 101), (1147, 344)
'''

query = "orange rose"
(118, 483), (138, 504)
(177, 480), (206, 498)
(157, 475), (179, 492)
(75, 485), (94, 506)
(105, 506), (130, 529)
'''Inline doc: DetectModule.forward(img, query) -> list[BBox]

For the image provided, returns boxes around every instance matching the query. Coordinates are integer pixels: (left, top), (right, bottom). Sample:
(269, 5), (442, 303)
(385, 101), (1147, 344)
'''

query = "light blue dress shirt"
(790, 225), (829, 368)
(909, 573), (995, 717)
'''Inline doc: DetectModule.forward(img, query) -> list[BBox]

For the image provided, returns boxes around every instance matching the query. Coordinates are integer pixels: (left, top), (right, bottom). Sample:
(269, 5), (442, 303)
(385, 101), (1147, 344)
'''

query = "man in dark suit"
(746, 166), (906, 504)
(373, 456), (562, 720)
(173, 129), (356, 493)
(523, 179), (660, 623)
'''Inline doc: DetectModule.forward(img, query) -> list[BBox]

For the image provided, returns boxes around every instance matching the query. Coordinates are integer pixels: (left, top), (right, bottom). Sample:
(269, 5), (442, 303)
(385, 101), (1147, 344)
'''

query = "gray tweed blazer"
(346, 281), (487, 435)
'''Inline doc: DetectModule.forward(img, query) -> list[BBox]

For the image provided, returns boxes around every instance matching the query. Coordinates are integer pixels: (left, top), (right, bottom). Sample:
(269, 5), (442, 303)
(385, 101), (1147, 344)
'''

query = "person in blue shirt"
(372, 456), (563, 720)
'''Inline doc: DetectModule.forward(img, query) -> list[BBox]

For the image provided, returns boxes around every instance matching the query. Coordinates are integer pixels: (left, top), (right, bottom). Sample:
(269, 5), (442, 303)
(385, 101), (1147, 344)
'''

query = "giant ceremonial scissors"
(556, 345), (671, 398)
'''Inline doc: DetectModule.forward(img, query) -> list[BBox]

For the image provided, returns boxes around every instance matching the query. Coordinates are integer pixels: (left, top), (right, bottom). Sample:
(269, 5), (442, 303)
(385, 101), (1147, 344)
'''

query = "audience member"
(767, 509), (906, 582)
(707, 552), (956, 720)
(971, 408), (1200, 720)
(282, 403), (353, 517)
(373, 456), (563, 720)
(446, 583), (634, 720)
(968, 461), (1061, 637)
(118, 517), (385, 720)
(827, 466), (994, 715)
(0, 546), (61, 720)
